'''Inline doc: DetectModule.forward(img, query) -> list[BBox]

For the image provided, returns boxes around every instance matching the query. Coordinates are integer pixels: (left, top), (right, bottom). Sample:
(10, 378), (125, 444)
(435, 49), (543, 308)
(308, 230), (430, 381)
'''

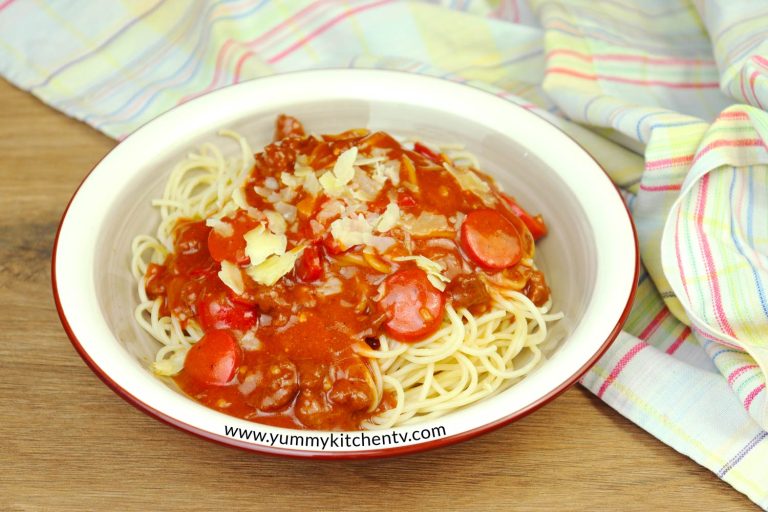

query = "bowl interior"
(95, 100), (595, 403)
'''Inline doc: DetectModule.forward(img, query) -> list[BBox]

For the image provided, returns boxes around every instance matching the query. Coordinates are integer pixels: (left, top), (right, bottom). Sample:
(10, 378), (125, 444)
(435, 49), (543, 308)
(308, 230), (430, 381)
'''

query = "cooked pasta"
(132, 115), (561, 430)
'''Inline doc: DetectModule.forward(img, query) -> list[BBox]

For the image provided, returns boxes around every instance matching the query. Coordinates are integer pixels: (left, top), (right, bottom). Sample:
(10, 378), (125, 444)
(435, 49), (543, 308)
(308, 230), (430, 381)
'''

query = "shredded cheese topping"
(375, 202), (400, 232)
(319, 146), (358, 197)
(393, 255), (450, 291)
(243, 225), (287, 267)
(246, 245), (306, 286)
(218, 260), (245, 295)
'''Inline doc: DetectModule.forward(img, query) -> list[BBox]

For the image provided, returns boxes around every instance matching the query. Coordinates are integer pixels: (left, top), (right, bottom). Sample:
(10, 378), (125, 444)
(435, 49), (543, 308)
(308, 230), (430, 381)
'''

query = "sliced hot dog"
(378, 268), (445, 342)
(460, 209), (523, 270)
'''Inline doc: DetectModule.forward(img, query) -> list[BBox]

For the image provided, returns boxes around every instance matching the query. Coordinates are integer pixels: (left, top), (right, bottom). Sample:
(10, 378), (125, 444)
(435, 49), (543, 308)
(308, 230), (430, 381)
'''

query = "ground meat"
(299, 363), (328, 388)
(245, 360), (299, 412)
(295, 389), (333, 429)
(523, 269), (550, 306)
(292, 359), (375, 428)
(274, 114), (305, 140)
(328, 379), (372, 412)
(238, 281), (291, 313)
(446, 274), (491, 310)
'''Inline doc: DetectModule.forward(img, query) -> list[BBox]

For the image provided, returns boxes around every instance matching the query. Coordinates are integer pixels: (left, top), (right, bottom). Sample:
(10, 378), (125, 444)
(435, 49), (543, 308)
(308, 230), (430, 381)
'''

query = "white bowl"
(53, 69), (638, 458)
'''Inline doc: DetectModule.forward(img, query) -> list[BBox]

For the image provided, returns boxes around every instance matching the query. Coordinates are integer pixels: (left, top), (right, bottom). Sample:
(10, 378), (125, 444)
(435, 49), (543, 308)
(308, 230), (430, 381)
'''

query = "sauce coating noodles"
(132, 116), (562, 431)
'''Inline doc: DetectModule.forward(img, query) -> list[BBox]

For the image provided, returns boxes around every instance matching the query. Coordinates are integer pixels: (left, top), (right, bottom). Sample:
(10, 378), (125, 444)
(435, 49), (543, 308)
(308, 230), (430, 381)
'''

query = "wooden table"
(0, 78), (754, 511)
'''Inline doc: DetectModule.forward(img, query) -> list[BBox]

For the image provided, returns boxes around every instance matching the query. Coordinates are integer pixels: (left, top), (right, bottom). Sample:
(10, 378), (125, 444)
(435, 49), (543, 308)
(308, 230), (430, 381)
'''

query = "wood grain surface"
(0, 78), (755, 511)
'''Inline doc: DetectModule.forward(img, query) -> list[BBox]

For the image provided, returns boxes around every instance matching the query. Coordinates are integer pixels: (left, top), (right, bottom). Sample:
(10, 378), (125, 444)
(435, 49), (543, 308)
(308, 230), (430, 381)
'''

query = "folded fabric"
(1, 0), (766, 507)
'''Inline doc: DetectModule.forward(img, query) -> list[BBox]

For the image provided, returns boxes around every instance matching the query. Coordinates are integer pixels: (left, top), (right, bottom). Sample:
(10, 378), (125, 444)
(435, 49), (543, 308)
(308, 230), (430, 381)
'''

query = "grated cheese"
(246, 245), (305, 286)
(375, 202), (400, 232)
(380, 161), (401, 186)
(329, 214), (373, 250)
(393, 255), (450, 291)
(443, 162), (494, 206)
(205, 217), (234, 237)
(316, 199), (345, 224)
(333, 146), (358, 184)
(400, 211), (452, 237)
(244, 225), (287, 267)
(319, 147), (358, 197)
(264, 210), (287, 234)
(218, 260), (245, 295)
(351, 168), (385, 201)
(303, 171), (322, 195)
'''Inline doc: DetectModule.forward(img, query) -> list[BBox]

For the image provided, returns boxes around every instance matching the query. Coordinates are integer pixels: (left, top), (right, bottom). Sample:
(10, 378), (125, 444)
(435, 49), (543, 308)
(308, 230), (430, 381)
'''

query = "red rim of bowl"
(51, 69), (640, 460)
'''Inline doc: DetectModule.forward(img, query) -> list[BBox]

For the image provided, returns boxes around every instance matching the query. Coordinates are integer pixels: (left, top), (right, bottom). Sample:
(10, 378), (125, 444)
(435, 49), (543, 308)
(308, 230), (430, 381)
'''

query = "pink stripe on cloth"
(694, 139), (766, 160)
(740, 62), (750, 106)
(595, 309), (667, 398)
(178, 0), (343, 103)
(267, 0), (393, 64)
(178, 38), (239, 103)
(694, 174), (737, 337)
(639, 308), (669, 340)
(511, 0), (520, 23)
(545, 67), (720, 88)
(666, 326), (691, 355)
(233, 50), (256, 83)
(752, 55), (768, 75)
(691, 324), (744, 349)
(745, 384), (766, 411)
(248, 0), (336, 48)
(639, 183), (682, 192)
(645, 138), (765, 170)
(597, 341), (650, 398)
(675, 199), (693, 305)
(728, 365), (759, 385)
(0, 0), (15, 11)
(754, 54), (768, 67)
(547, 49), (716, 66)
(749, 70), (765, 109)
(718, 111), (750, 120)
(645, 155), (694, 170)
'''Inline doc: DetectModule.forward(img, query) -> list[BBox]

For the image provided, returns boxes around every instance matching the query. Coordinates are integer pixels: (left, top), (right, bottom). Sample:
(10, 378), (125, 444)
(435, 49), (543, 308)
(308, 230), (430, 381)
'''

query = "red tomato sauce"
(144, 115), (550, 431)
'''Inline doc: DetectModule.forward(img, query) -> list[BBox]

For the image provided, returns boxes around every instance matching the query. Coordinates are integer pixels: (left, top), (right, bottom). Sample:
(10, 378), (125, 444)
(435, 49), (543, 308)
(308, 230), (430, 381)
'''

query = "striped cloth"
(2, 0), (766, 506)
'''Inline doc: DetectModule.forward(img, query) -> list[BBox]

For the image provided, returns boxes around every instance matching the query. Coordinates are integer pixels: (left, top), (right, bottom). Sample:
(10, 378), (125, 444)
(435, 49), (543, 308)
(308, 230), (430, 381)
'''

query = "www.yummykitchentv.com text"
(223, 424), (447, 450)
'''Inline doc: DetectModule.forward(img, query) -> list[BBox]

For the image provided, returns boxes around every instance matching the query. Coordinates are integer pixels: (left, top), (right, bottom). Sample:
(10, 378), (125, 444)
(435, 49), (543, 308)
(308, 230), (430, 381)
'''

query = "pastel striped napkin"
(2, 0), (766, 506)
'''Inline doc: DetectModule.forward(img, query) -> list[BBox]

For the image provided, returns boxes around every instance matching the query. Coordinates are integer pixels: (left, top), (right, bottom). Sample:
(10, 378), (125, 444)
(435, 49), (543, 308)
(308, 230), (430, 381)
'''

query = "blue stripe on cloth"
(85, 0), (270, 128)
(717, 431), (768, 478)
(729, 167), (768, 320)
(30, 0), (167, 90)
(56, 0), (208, 110)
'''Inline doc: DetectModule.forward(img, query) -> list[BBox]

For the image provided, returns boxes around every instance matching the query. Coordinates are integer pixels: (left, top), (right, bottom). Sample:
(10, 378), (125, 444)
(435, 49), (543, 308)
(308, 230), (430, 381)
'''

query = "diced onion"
(317, 277), (343, 296)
